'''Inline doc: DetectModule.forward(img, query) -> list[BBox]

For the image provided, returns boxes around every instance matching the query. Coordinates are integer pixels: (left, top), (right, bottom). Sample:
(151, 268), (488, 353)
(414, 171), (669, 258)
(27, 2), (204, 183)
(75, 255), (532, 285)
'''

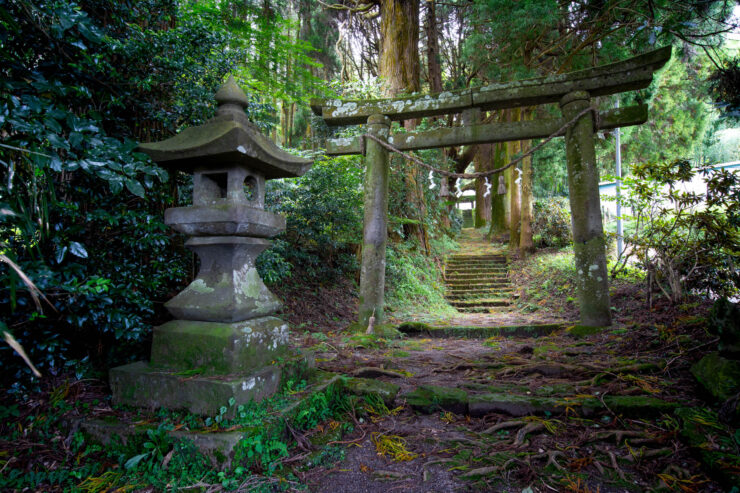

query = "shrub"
(612, 159), (740, 303)
(262, 155), (364, 283)
(533, 197), (572, 248)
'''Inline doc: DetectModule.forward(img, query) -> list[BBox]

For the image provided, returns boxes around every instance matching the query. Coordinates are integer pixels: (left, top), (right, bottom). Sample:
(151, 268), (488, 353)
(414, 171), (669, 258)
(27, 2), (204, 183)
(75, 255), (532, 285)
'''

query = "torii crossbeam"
(312, 47), (672, 328)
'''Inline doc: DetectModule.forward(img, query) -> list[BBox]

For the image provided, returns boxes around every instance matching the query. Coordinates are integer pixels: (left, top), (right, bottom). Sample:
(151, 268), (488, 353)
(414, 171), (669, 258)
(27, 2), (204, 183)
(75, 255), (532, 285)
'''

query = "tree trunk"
(425, 0), (443, 94)
(519, 108), (535, 256)
(379, 0), (424, 246)
(508, 108), (521, 251)
(474, 143), (492, 228)
(379, 0), (420, 97)
(488, 141), (508, 238)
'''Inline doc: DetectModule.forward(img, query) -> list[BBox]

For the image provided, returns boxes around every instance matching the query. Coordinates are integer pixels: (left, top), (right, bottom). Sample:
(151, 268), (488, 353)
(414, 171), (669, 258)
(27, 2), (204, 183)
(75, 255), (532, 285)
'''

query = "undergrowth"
(0, 374), (392, 491)
(385, 237), (458, 318)
(513, 245), (652, 318)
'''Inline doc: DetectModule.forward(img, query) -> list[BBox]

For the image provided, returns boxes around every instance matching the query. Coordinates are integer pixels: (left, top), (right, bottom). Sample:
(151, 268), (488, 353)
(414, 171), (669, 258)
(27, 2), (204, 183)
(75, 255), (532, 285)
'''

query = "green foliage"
(708, 56), (740, 120)
(532, 197), (572, 248)
(619, 54), (713, 166)
(0, 0), (328, 388)
(385, 239), (457, 317)
(0, 374), (367, 490)
(123, 425), (174, 471)
(188, 0), (328, 105)
(612, 159), (740, 302)
(262, 155), (363, 282)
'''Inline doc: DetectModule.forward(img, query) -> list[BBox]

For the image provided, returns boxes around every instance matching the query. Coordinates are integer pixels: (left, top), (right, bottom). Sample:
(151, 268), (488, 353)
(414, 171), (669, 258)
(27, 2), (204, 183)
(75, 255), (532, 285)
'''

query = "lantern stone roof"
(138, 76), (312, 179)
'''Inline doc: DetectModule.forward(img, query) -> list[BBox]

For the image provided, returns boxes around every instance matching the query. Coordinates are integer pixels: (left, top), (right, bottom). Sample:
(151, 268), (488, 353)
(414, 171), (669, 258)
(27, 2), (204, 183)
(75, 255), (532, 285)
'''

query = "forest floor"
(2, 230), (738, 492)
(296, 229), (737, 492)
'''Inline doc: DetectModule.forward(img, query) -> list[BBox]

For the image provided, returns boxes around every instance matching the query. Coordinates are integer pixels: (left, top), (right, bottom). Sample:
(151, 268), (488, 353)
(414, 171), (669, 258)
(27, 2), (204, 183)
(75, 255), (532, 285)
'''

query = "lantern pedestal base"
(110, 361), (280, 416)
(149, 316), (290, 375)
(110, 346), (315, 416)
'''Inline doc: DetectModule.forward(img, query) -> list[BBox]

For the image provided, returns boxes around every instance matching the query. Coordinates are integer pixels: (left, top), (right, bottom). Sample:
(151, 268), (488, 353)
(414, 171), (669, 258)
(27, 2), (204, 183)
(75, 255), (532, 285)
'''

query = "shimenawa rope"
(362, 106), (599, 180)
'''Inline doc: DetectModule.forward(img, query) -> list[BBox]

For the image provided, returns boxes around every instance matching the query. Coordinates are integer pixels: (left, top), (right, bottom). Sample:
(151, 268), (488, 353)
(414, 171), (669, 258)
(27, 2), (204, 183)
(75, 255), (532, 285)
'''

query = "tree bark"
(488, 141), (508, 238)
(379, 0), (420, 97)
(474, 143), (492, 228)
(508, 109), (521, 250)
(519, 108), (535, 256)
(379, 0), (425, 246)
(425, 0), (443, 94)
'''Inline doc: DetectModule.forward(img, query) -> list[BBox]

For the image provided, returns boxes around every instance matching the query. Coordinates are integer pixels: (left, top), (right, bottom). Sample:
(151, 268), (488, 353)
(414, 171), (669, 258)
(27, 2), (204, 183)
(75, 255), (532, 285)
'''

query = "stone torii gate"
(311, 47), (671, 328)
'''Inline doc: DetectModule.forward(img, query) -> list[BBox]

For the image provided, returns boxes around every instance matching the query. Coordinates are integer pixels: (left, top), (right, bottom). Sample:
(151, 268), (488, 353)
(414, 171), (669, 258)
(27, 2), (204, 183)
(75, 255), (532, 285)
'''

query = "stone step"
(445, 268), (508, 275)
(446, 274), (509, 281)
(448, 255), (506, 260)
(445, 281), (511, 288)
(446, 285), (515, 292)
(446, 292), (518, 301)
(397, 321), (566, 338)
(447, 284), (514, 294)
(446, 262), (508, 268)
(456, 306), (513, 313)
(446, 261), (507, 267)
(447, 257), (507, 262)
(401, 383), (679, 418)
(450, 298), (511, 308)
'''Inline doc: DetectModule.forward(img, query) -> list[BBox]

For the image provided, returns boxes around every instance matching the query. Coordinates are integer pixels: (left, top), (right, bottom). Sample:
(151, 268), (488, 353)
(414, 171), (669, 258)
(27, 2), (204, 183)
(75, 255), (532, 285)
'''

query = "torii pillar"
(359, 114), (391, 327)
(561, 91), (611, 327)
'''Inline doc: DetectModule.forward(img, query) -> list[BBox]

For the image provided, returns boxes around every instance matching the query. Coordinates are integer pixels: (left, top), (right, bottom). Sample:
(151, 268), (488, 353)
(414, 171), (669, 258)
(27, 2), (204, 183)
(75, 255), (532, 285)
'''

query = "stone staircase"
(444, 253), (515, 313)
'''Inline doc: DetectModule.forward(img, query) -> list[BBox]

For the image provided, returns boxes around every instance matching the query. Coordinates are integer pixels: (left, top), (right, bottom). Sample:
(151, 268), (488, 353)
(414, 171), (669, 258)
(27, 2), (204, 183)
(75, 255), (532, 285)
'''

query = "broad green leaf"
(49, 156), (63, 172)
(125, 179), (145, 198)
(124, 453), (149, 470)
(69, 241), (88, 259)
(55, 245), (67, 264)
(47, 133), (69, 150)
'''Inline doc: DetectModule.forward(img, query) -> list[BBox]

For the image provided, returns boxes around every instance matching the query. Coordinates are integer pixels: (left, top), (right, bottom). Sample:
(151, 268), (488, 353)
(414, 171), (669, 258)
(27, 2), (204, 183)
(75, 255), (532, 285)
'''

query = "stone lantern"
(110, 77), (312, 415)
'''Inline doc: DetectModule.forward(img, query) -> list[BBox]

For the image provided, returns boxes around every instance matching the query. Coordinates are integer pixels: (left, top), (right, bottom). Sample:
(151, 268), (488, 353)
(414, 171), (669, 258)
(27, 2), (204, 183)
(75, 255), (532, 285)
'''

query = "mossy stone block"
(708, 298), (740, 358)
(691, 352), (740, 402)
(600, 395), (678, 416)
(82, 418), (244, 469)
(110, 361), (280, 416)
(468, 393), (562, 417)
(150, 317), (289, 374)
(344, 377), (400, 407)
(404, 385), (468, 414)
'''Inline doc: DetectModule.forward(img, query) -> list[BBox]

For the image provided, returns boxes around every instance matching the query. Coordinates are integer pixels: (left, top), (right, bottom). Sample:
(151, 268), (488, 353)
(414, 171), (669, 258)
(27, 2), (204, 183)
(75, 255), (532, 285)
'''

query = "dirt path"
(303, 230), (732, 492)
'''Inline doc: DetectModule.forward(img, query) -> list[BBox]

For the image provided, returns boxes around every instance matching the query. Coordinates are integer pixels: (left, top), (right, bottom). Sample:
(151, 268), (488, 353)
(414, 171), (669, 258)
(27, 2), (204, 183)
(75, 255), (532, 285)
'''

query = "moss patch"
(690, 352), (740, 402)
(404, 385), (468, 414)
(566, 324), (605, 338)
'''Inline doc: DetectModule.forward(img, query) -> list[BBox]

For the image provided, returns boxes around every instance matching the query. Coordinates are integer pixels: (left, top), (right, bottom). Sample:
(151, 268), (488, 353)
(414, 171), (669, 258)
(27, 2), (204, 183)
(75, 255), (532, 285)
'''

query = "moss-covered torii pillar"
(560, 91), (612, 327)
(359, 114), (391, 327)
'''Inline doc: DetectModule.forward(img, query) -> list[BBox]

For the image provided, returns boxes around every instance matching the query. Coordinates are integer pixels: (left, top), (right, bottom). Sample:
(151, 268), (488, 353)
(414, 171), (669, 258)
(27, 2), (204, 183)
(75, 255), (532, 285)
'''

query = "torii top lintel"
(311, 46), (671, 126)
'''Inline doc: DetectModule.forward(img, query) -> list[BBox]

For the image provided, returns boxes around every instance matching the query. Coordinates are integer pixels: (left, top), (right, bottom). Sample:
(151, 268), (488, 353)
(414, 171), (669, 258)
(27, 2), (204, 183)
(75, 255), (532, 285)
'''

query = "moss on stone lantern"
(109, 76), (312, 415)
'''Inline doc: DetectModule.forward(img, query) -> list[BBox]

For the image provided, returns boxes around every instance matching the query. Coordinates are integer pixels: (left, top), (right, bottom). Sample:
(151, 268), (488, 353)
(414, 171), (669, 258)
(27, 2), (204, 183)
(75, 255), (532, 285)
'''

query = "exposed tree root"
(544, 451), (566, 471)
(496, 362), (583, 378)
(352, 367), (405, 378)
(514, 422), (545, 447)
(622, 446), (673, 462)
(483, 419), (526, 435)
(588, 429), (650, 444)
(607, 450), (627, 481)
